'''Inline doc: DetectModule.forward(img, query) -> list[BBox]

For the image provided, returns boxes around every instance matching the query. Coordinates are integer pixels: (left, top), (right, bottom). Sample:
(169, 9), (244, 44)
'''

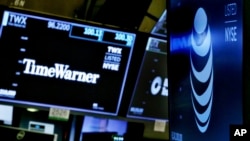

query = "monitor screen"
(79, 115), (127, 141)
(81, 116), (127, 135)
(0, 125), (57, 141)
(168, 0), (243, 141)
(0, 104), (13, 125)
(126, 37), (168, 121)
(151, 10), (167, 38)
(0, 5), (136, 116)
(28, 121), (55, 135)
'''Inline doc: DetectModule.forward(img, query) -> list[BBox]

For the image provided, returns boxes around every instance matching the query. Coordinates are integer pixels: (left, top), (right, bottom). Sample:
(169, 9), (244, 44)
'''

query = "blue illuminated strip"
(170, 35), (191, 52)
(0, 11), (10, 38)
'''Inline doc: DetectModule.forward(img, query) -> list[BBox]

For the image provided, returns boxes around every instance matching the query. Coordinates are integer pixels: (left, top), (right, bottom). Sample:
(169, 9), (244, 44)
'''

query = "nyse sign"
(102, 46), (122, 71)
(224, 3), (238, 43)
(225, 26), (237, 42)
(225, 3), (237, 17)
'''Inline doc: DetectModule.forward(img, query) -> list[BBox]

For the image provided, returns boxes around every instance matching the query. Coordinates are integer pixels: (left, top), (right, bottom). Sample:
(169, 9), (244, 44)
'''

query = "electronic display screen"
(0, 104), (13, 125)
(0, 6), (136, 116)
(151, 10), (167, 38)
(81, 116), (127, 135)
(126, 37), (168, 121)
(79, 115), (127, 141)
(0, 125), (56, 141)
(168, 0), (243, 141)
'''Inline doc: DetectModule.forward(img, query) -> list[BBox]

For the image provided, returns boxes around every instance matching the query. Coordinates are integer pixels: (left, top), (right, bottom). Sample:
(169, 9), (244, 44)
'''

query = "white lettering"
(104, 55), (121, 62)
(35, 65), (48, 76)
(23, 58), (36, 74)
(108, 46), (122, 54)
(7, 14), (27, 28)
(0, 88), (16, 97)
(151, 76), (168, 96)
(225, 26), (237, 42)
(234, 129), (247, 136)
(64, 70), (73, 80)
(102, 63), (119, 71)
(22, 58), (100, 84)
(76, 72), (87, 82)
(225, 3), (237, 17)
(47, 67), (56, 77)
(161, 78), (168, 96)
(9, 14), (27, 24)
(54, 64), (69, 79)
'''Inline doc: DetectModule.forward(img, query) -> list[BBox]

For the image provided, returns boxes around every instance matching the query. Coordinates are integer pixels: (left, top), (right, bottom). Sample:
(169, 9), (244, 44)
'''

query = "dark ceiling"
(0, 0), (166, 32)
(74, 0), (152, 30)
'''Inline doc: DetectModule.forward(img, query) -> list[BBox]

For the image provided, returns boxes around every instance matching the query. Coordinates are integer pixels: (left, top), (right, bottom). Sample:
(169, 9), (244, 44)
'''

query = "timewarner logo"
(190, 8), (213, 133)
(22, 58), (100, 84)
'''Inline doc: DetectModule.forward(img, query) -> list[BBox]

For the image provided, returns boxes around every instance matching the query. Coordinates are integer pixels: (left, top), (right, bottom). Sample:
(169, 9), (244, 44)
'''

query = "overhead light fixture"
(26, 108), (39, 112)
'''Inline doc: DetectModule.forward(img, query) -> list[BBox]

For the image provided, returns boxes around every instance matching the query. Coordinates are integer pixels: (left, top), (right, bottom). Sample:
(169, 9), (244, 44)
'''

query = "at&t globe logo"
(190, 7), (213, 133)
